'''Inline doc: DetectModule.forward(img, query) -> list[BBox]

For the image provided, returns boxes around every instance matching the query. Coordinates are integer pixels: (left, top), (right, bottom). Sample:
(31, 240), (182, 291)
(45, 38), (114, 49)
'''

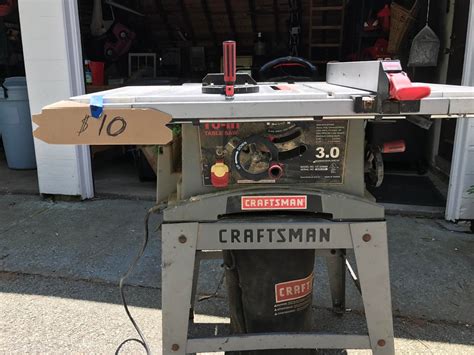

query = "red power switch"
(211, 161), (230, 187)
(387, 72), (431, 101)
(223, 40), (236, 99)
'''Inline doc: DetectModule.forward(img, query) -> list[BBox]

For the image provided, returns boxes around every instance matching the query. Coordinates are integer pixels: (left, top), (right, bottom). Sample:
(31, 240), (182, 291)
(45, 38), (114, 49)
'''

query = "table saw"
(33, 41), (474, 355)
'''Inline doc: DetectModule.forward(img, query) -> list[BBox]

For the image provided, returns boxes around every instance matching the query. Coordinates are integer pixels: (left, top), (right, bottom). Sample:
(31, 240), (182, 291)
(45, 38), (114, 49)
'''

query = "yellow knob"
(211, 162), (229, 178)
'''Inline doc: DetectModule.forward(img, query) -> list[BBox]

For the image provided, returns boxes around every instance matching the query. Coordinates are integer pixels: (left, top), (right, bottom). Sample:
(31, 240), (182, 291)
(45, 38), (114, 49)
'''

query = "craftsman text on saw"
(218, 227), (331, 244)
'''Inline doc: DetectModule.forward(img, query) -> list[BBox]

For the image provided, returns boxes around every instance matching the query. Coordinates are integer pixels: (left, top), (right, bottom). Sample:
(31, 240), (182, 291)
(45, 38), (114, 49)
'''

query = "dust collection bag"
(224, 249), (317, 355)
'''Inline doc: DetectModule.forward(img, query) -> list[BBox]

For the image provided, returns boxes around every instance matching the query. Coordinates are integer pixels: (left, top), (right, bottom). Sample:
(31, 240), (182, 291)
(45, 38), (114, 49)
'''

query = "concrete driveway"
(0, 194), (473, 354)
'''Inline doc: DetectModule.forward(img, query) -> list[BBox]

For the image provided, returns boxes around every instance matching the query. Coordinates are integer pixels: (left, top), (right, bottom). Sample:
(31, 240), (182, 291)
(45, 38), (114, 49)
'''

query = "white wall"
(18, 0), (93, 198)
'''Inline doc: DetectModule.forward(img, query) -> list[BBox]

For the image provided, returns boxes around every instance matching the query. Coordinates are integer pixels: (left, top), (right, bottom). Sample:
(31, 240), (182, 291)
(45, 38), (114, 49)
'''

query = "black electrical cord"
(115, 204), (165, 355)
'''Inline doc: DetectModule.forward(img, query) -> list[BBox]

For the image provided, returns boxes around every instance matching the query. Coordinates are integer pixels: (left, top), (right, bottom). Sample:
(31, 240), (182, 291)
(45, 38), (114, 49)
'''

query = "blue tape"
(90, 95), (104, 118)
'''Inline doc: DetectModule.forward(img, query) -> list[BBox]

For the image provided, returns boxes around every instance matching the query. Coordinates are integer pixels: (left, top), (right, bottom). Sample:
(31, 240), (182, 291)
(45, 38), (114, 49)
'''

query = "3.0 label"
(314, 146), (340, 159)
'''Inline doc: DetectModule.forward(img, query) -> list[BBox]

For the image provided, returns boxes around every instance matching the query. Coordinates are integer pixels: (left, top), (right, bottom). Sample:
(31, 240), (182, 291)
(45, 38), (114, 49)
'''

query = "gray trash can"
(0, 77), (36, 169)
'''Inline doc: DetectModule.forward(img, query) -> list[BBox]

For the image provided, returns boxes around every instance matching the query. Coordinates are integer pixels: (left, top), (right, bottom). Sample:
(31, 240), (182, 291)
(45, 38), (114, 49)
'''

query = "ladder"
(308, 0), (346, 63)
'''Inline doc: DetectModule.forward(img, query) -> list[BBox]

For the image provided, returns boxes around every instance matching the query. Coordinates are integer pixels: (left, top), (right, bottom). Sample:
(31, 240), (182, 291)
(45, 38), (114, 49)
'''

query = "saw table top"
(70, 82), (474, 120)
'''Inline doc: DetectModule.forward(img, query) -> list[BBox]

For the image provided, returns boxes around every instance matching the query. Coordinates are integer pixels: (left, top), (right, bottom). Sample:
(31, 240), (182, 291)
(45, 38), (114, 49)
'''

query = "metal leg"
(326, 249), (346, 315)
(350, 222), (395, 355)
(162, 223), (199, 355)
(189, 252), (202, 321)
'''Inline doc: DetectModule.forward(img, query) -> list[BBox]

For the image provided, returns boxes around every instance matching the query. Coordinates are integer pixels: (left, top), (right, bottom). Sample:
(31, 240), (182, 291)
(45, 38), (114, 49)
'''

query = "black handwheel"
(231, 135), (279, 181)
(259, 56), (317, 82)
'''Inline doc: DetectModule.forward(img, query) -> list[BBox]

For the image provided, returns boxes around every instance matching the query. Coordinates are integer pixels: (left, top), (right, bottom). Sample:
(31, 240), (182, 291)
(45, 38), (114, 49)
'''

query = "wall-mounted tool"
(90, 0), (144, 37)
(90, 0), (142, 61)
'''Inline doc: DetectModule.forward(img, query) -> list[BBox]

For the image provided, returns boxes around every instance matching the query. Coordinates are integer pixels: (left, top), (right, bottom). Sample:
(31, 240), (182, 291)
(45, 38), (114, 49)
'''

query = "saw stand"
(159, 109), (394, 354)
(158, 50), (402, 354)
(161, 188), (393, 354)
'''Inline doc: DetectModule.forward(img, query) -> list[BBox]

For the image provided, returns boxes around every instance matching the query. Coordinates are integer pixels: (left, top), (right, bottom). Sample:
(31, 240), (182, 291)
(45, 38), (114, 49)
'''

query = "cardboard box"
(33, 100), (173, 145)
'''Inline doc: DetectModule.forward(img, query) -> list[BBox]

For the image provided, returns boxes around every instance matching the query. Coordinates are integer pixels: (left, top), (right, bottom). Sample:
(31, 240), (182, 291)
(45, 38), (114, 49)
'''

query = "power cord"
(115, 204), (166, 355)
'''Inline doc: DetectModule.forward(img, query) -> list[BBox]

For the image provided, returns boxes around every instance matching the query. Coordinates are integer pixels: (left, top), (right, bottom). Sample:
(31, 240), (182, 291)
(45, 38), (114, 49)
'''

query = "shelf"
(312, 25), (342, 30)
(310, 43), (341, 47)
(311, 6), (343, 11)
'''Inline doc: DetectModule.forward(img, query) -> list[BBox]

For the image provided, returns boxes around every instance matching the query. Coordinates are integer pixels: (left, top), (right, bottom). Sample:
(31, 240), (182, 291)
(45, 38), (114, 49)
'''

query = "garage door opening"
(70, 0), (471, 212)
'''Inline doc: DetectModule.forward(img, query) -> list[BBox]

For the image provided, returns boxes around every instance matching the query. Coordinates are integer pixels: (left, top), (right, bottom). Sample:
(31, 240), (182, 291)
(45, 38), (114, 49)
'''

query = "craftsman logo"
(202, 123), (240, 136)
(275, 273), (314, 303)
(241, 195), (307, 210)
(218, 227), (330, 244)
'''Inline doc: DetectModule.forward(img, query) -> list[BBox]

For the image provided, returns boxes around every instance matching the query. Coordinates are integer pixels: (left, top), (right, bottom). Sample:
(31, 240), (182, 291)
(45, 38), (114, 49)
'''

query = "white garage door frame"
(19, 0), (93, 199)
(445, 2), (474, 221)
(64, 0), (94, 199)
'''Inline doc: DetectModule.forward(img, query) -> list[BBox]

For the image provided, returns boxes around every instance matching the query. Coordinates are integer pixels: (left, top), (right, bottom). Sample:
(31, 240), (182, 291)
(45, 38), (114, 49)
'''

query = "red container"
(89, 61), (105, 86)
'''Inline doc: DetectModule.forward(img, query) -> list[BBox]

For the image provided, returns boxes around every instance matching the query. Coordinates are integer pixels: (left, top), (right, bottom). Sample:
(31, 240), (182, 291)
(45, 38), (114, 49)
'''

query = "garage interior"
(0, 0), (470, 208)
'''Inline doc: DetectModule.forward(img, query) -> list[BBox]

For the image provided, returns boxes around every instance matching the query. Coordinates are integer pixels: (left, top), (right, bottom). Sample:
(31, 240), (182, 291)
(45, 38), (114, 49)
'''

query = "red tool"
(104, 23), (136, 61)
(223, 41), (236, 99)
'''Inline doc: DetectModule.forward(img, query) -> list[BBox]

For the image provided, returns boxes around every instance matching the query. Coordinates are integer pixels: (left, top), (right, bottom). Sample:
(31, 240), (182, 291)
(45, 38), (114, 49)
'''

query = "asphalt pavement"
(0, 193), (473, 354)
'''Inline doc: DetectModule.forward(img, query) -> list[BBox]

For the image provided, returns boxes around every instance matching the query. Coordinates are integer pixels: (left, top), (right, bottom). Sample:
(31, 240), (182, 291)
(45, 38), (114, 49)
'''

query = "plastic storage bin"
(0, 77), (36, 169)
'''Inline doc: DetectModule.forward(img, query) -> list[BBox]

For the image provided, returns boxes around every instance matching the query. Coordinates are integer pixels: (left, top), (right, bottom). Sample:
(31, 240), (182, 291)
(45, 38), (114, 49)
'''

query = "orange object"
(89, 61), (105, 86)
(382, 140), (406, 154)
(211, 161), (230, 187)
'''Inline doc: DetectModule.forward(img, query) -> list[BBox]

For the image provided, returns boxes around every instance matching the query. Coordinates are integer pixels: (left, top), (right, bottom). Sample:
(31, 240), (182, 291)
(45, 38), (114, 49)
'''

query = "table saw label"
(241, 195), (307, 210)
(199, 120), (348, 186)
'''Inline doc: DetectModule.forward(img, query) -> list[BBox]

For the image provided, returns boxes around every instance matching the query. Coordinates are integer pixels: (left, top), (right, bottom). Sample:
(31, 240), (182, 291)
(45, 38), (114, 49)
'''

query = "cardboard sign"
(33, 100), (173, 145)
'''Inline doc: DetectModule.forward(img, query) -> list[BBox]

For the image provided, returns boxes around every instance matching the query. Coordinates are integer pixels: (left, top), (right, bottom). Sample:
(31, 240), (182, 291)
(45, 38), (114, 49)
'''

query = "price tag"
(33, 101), (172, 145)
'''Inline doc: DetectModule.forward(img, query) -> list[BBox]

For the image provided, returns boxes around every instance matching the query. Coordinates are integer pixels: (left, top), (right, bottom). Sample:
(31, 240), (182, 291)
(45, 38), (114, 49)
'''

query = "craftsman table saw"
(33, 42), (474, 355)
